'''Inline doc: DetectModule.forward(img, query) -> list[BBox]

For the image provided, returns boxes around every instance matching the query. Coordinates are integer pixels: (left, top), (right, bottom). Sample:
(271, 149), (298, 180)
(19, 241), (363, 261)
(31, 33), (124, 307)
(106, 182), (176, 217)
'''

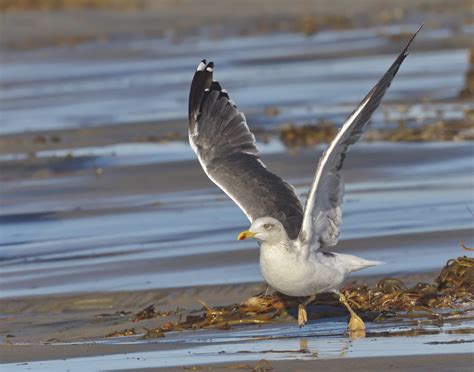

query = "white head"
(237, 217), (289, 245)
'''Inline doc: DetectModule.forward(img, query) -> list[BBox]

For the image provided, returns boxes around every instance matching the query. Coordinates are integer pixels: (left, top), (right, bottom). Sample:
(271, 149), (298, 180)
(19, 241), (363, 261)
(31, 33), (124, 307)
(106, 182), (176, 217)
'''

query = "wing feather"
(298, 26), (422, 249)
(188, 60), (303, 239)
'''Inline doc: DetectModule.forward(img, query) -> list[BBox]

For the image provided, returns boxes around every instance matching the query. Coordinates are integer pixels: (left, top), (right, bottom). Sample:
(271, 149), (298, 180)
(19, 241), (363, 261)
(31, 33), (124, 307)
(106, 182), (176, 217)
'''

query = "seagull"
(188, 27), (421, 331)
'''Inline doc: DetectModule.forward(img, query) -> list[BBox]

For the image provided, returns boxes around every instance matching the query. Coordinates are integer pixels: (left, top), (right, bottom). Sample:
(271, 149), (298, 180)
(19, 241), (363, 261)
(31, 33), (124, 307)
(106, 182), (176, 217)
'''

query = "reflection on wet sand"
(3, 317), (471, 370)
(1, 5), (473, 369)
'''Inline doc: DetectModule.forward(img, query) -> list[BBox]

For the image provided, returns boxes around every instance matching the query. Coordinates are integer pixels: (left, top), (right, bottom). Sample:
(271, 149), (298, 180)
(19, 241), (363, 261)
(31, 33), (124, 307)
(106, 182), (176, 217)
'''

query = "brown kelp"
(109, 256), (473, 338)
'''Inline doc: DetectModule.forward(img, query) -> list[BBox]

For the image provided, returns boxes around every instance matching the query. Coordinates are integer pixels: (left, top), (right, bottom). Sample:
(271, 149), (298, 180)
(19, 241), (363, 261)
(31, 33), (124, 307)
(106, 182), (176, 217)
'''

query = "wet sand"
(1, 142), (472, 296)
(1, 0), (469, 50)
(3, 349), (474, 370)
(0, 270), (472, 366)
(146, 354), (474, 372)
(1, 142), (473, 369)
(1, 1), (474, 370)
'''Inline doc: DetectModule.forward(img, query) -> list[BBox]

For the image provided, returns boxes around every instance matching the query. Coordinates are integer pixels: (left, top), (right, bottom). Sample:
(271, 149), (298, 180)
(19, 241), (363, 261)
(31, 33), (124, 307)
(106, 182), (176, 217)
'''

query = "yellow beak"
(237, 230), (256, 241)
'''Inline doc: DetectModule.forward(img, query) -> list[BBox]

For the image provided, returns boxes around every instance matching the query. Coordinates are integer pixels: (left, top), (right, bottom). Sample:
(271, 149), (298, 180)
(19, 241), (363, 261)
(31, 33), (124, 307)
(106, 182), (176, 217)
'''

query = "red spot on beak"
(237, 230), (252, 240)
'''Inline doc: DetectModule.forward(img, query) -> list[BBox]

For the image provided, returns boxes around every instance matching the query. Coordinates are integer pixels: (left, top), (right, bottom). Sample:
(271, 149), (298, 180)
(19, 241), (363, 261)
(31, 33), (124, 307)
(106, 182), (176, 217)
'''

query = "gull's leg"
(264, 285), (271, 296)
(298, 295), (316, 327)
(339, 292), (365, 332)
(297, 303), (307, 327)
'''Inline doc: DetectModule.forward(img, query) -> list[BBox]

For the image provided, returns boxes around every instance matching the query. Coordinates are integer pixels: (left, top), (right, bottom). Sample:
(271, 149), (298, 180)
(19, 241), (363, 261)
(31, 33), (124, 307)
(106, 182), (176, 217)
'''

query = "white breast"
(259, 242), (347, 296)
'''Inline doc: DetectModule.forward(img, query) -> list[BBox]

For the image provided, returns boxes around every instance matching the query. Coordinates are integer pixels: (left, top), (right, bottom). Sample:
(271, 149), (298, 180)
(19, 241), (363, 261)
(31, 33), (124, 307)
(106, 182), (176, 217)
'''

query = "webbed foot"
(348, 312), (366, 332)
(339, 292), (366, 338)
(298, 304), (308, 327)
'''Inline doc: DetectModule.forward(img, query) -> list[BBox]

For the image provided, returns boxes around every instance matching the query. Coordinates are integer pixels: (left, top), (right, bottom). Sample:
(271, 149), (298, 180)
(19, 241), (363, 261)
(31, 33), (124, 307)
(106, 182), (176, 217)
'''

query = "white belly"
(259, 245), (346, 297)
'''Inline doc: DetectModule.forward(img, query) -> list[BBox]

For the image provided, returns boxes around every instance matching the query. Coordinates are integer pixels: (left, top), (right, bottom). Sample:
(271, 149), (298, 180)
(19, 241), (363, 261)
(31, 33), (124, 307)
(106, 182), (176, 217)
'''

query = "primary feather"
(298, 25), (422, 250)
(188, 26), (421, 245)
(188, 60), (303, 239)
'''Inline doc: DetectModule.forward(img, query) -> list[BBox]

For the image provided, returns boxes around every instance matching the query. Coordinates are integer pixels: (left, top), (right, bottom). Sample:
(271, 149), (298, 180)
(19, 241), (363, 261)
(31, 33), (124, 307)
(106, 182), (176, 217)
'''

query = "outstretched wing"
(188, 60), (303, 239)
(298, 26), (422, 249)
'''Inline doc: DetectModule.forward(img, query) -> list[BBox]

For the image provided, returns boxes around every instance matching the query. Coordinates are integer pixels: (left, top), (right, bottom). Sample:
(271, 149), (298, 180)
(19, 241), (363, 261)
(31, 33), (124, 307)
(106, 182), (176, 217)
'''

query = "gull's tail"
(334, 253), (385, 273)
(352, 258), (385, 272)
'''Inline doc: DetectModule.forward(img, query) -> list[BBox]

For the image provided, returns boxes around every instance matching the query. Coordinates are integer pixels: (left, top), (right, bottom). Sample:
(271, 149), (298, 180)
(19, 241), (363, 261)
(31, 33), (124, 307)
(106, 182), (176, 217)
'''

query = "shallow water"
(0, 25), (471, 134)
(0, 21), (473, 371)
(4, 315), (473, 371)
(0, 25), (473, 298)
(0, 142), (472, 298)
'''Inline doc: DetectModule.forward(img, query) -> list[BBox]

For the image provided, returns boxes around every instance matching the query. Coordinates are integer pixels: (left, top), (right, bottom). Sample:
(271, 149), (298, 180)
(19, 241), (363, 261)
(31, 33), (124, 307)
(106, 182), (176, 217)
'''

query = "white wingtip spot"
(206, 66), (213, 72)
(221, 89), (228, 94)
(197, 61), (206, 71)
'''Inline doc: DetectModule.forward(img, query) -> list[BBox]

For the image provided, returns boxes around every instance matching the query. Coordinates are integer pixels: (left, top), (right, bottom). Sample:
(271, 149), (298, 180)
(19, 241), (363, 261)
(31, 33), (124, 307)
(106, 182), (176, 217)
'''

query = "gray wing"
(188, 60), (303, 239)
(298, 26), (422, 249)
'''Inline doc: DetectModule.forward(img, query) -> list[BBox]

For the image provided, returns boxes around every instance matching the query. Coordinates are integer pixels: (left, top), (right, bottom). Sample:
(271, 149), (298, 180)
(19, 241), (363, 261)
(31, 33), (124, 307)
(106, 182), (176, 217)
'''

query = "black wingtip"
(408, 24), (423, 44)
(209, 81), (230, 100)
(415, 23), (424, 35)
(190, 60), (234, 126)
(196, 59), (207, 71)
(204, 62), (214, 73)
(210, 81), (222, 91)
(196, 59), (216, 72)
(189, 59), (214, 122)
(219, 88), (229, 99)
(402, 24), (423, 56)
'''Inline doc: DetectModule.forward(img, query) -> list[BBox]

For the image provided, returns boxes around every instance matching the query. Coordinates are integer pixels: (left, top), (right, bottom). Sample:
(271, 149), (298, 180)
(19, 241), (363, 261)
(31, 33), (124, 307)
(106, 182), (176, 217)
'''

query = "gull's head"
(237, 217), (287, 244)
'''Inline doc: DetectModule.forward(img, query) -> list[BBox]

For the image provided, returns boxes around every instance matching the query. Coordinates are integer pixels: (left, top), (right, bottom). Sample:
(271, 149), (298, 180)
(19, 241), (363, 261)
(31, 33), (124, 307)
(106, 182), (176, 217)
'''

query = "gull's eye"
(263, 223), (274, 230)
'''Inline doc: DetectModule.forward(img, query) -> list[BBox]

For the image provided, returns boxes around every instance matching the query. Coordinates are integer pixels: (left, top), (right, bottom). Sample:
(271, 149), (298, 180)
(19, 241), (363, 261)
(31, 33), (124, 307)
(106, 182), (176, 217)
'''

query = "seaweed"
(278, 116), (474, 149)
(279, 121), (337, 148)
(106, 256), (473, 339)
(184, 359), (273, 371)
(177, 257), (473, 331)
(364, 119), (474, 142)
(141, 327), (165, 339)
(105, 328), (136, 337)
(342, 257), (473, 317)
(131, 304), (156, 322)
(95, 310), (131, 319)
(131, 304), (180, 322)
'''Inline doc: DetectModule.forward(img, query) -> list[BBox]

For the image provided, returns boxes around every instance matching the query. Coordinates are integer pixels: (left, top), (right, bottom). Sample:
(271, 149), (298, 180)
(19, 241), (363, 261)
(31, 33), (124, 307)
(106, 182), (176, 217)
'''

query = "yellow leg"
(264, 285), (271, 296)
(298, 304), (308, 327)
(339, 293), (365, 332)
(297, 295), (316, 327)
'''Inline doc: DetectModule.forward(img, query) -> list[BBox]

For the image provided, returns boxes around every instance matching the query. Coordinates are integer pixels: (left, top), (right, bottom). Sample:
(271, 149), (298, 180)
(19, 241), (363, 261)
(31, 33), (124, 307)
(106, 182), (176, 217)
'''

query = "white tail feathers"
(333, 253), (385, 273)
(350, 258), (385, 273)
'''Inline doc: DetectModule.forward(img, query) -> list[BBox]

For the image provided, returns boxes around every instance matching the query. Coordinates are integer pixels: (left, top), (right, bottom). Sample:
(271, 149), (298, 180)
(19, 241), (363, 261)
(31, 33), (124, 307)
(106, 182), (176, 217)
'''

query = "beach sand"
(1, 143), (473, 369)
(1, 0), (473, 370)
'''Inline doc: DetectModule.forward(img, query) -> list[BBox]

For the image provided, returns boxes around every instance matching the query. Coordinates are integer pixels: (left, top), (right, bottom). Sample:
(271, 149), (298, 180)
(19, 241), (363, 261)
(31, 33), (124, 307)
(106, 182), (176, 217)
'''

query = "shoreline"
(0, 268), (471, 366)
(1, 0), (469, 51)
(1, 1), (473, 368)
